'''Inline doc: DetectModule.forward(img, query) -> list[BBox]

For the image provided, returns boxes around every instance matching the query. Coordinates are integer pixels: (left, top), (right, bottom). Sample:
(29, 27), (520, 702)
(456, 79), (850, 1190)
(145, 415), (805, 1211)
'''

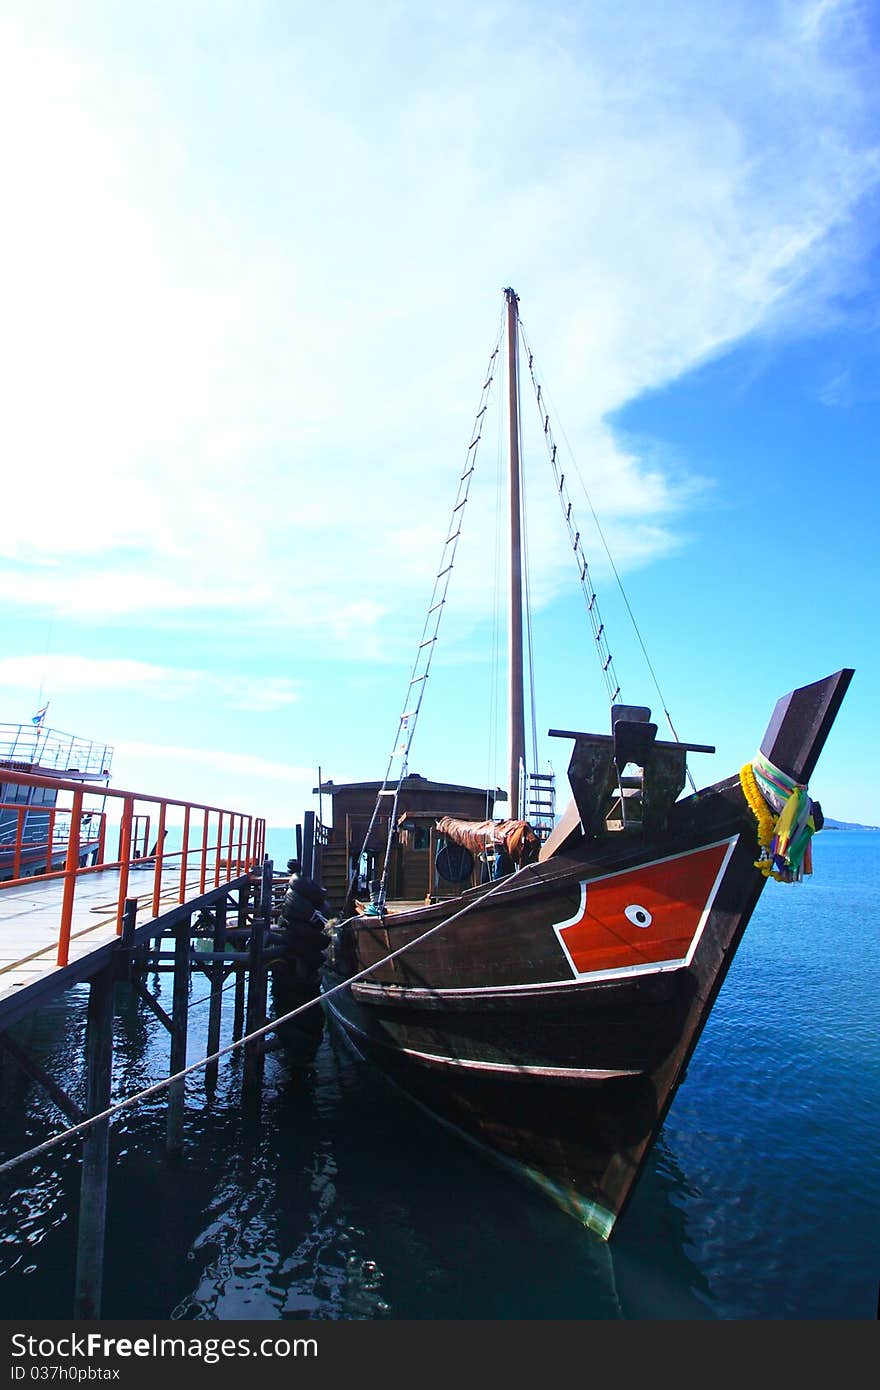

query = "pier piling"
(205, 899), (227, 1095)
(73, 962), (114, 1320)
(243, 859), (273, 1090)
(1, 852), (287, 1317)
(166, 916), (191, 1156)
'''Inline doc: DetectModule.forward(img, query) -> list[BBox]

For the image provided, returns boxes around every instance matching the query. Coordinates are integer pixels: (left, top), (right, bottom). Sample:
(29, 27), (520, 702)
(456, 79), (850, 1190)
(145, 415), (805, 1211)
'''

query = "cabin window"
(398, 820), (430, 850)
(2, 784), (29, 804)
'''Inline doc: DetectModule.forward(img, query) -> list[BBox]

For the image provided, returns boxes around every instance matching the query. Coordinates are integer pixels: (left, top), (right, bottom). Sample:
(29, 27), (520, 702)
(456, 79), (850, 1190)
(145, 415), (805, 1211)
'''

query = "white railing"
(0, 724), (113, 778)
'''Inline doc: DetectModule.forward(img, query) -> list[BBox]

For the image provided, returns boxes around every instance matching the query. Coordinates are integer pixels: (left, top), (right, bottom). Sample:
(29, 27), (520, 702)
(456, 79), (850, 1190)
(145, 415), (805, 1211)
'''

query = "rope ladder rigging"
(350, 321), (505, 913)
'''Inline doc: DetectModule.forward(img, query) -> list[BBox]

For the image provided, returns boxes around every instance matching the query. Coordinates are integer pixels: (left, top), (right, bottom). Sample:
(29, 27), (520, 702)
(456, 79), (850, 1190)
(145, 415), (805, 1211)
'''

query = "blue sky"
(1, 0), (878, 836)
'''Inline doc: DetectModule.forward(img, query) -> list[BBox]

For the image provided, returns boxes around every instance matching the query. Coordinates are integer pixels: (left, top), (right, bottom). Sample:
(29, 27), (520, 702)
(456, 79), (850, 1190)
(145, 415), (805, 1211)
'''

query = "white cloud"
(0, 0), (877, 648)
(107, 740), (318, 826)
(113, 740), (312, 783)
(0, 655), (300, 712)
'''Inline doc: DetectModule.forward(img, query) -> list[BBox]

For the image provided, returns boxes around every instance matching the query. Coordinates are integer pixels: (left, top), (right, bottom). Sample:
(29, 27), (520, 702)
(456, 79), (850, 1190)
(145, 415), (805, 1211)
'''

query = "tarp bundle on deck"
(435, 816), (540, 867)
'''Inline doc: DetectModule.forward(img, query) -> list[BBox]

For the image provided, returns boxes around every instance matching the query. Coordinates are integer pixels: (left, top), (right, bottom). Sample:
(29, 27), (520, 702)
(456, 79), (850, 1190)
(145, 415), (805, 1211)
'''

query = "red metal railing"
(0, 803), (107, 880)
(0, 768), (266, 967)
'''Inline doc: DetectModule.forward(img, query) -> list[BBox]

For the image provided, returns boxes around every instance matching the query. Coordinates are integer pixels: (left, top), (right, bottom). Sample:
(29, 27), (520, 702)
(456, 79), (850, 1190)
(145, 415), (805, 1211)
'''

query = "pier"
(0, 764), (305, 1320)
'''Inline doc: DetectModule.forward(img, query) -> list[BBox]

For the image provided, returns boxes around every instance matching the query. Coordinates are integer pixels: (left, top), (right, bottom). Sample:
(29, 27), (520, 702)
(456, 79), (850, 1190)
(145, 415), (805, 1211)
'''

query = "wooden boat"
(318, 288), (853, 1239)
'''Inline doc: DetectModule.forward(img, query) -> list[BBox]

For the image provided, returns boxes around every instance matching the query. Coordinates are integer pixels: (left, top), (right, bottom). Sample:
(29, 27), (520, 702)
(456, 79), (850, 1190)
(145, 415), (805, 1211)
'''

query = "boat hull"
(319, 669), (853, 1236)
(323, 794), (768, 1235)
(324, 984), (661, 1236)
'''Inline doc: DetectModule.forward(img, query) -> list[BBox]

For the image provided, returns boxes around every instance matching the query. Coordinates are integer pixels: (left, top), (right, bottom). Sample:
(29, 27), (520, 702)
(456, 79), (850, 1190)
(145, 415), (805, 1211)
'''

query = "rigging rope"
(517, 324), (621, 709)
(517, 317), (697, 795)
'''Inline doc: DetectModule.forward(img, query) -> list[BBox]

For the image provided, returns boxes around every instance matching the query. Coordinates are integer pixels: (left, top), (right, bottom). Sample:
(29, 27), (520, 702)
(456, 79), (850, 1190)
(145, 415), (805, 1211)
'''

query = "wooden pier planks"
(0, 865), (210, 1016)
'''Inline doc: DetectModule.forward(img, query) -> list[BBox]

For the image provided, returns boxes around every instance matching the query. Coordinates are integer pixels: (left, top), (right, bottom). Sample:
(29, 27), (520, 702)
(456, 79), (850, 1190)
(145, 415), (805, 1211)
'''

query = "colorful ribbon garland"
(739, 753), (817, 882)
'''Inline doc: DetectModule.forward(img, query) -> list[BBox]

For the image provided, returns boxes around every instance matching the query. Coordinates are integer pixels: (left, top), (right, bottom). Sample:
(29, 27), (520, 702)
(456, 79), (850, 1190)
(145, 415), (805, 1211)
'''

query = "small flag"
(32, 704), (48, 727)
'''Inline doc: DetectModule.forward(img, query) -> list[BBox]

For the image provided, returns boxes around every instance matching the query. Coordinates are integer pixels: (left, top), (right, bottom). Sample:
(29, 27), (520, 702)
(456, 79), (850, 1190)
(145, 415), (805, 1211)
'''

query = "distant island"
(823, 817), (880, 831)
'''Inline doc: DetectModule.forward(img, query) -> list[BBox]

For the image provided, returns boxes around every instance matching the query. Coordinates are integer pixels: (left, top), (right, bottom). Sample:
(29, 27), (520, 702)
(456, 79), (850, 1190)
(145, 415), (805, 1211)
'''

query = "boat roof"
(314, 772), (506, 800)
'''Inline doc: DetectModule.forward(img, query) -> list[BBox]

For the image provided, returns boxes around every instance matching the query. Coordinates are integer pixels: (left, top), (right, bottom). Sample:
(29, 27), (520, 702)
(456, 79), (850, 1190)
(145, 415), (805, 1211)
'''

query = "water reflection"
(610, 1136), (717, 1319)
(0, 985), (723, 1321)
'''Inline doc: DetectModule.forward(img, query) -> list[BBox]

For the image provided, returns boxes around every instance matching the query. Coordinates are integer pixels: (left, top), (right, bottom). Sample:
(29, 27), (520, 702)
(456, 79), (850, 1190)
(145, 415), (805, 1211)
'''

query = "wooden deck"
(0, 862), (246, 1028)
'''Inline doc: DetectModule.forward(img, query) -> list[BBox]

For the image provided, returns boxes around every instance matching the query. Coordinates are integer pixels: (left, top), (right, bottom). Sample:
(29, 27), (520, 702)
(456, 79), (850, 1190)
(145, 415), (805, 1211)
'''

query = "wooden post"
(73, 964), (114, 1320)
(231, 883), (249, 1045)
(120, 896), (138, 952)
(0, 1031), (16, 1108)
(205, 899), (227, 1095)
(505, 286), (525, 820)
(166, 915), (190, 1155)
(303, 811), (316, 879)
(243, 859), (272, 1091)
(232, 966), (246, 1046)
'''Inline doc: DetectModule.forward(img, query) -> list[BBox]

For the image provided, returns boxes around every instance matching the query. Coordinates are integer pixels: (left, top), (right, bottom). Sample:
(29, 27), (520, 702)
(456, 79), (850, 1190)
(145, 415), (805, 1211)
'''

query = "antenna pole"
(505, 287), (525, 819)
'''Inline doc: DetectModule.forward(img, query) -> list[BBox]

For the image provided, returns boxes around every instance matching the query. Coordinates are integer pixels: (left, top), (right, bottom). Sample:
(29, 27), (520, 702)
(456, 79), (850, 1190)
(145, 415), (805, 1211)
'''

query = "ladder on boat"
(525, 769), (556, 840)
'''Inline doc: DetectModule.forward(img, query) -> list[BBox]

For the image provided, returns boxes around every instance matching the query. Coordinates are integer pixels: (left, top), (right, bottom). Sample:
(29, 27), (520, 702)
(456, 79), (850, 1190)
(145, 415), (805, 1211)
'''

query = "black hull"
(324, 986), (662, 1236)
(320, 670), (853, 1237)
(323, 827), (763, 1236)
(331, 961), (692, 1076)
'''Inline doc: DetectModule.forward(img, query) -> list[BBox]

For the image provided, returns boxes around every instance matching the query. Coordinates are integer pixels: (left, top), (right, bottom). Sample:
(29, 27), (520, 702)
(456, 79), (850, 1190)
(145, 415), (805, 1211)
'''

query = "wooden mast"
(505, 287), (525, 820)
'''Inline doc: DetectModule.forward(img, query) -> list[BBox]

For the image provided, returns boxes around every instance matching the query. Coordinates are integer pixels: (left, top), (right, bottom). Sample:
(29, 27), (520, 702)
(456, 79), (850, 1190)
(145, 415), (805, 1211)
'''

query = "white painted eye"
(625, 903), (652, 928)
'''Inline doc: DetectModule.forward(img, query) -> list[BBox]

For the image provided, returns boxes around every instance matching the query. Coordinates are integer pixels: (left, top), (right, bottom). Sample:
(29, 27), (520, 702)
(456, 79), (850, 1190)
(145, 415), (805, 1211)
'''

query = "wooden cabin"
(313, 773), (505, 913)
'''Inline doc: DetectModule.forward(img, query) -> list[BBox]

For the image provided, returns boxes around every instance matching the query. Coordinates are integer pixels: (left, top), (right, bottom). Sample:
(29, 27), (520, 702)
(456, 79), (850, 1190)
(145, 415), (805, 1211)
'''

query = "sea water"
(0, 830), (876, 1321)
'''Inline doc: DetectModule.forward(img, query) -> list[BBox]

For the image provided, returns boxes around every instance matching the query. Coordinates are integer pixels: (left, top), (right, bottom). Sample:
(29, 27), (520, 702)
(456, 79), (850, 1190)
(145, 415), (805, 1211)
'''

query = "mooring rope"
(0, 871), (521, 1178)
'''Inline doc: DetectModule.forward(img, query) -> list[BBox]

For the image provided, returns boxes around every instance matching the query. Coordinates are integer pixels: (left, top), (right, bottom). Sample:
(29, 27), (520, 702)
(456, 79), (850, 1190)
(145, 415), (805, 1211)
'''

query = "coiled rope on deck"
(740, 753), (819, 882)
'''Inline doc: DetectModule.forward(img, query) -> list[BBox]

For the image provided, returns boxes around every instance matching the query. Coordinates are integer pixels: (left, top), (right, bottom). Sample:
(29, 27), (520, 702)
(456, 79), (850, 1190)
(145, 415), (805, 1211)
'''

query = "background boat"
(0, 722), (113, 882)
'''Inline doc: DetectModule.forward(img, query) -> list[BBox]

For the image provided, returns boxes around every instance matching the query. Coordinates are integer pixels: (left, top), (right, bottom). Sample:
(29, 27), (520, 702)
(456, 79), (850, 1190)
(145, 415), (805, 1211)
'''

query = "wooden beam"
(128, 976), (173, 1033)
(0, 1030), (86, 1126)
